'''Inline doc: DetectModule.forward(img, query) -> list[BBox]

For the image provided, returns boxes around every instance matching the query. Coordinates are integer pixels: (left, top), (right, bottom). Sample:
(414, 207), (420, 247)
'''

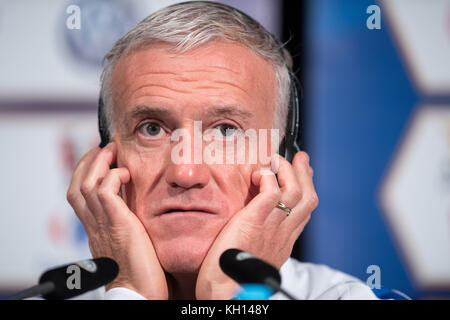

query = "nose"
(165, 163), (210, 189)
(165, 124), (210, 189)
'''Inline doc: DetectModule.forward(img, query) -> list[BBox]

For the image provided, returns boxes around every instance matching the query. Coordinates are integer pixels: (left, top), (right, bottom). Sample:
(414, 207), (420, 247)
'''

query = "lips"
(157, 205), (217, 216)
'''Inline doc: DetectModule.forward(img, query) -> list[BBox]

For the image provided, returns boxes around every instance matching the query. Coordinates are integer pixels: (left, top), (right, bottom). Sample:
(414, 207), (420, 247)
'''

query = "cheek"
(116, 144), (166, 213)
(240, 164), (260, 205)
(213, 164), (257, 212)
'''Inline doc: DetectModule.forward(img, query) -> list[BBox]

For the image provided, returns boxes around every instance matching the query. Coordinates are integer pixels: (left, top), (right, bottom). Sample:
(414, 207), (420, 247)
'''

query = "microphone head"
(219, 249), (281, 287)
(38, 257), (119, 300)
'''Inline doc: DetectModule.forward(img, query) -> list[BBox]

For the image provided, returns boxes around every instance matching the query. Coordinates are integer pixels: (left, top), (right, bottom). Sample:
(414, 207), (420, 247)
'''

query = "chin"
(154, 237), (214, 275)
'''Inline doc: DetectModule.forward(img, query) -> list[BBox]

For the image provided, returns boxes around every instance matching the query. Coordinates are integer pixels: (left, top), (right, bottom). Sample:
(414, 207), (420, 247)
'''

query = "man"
(67, 1), (377, 300)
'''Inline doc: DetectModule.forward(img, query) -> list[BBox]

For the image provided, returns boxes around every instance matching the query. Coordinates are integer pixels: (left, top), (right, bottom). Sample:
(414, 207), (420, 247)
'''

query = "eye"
(138, 122), (166, 138)
(214, 123), (238, 138)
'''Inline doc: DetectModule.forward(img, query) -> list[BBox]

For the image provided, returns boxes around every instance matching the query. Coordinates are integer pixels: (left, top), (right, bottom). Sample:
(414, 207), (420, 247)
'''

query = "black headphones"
(278, 72), (302, 163)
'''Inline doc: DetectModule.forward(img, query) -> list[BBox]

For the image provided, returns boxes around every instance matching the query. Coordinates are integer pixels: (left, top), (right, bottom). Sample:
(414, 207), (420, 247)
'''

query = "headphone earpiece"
(98, 96), (110, 148)
(280, 73), (302, 163)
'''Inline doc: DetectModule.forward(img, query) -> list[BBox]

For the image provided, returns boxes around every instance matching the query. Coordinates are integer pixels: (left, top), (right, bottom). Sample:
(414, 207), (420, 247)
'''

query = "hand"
(66, 142), (168, 299)
(195, 152), (318, 299)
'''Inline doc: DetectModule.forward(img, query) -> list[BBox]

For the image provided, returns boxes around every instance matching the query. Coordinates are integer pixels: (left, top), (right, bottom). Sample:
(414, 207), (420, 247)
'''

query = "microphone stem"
(264, 277), (298, 300)
(6, 282), (55, 300)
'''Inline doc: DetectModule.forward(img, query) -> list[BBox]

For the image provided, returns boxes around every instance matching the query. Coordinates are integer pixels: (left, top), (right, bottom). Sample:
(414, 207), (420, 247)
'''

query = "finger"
(243, 168), (281, 225)
(81, 143), (117, 221)
(67, 147), (101, 208)
(97, 167), (132, 226)
(287, 152), (318, 226)
(74, 146), (102, 174)
(67, 147), (101, 228)
(274, 155), (302, 209)
(257, 156), (298, 227)
(81, 143), (117, 196)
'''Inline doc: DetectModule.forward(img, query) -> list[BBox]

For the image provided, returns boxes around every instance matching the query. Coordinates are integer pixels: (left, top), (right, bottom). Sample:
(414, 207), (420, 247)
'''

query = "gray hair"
(100, 1), (293, 140)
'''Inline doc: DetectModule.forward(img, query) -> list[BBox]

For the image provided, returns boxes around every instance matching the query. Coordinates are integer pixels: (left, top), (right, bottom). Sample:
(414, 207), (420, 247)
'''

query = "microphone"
(7, 257), (119, 300)
(219, 248), (298, 300)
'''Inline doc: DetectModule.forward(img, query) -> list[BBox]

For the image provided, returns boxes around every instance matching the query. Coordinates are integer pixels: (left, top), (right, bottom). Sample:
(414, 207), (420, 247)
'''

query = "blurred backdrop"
(0, 0), (448, 299)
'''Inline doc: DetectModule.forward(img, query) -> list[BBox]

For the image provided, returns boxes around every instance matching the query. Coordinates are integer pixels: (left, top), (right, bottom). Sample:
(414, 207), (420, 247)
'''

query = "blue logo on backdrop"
(64, 0), (138, 66)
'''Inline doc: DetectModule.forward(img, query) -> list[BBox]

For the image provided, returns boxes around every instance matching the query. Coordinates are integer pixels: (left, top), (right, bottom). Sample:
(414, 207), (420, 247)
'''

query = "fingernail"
(270, 154), (280, 174)
(259, 168), (274, 176)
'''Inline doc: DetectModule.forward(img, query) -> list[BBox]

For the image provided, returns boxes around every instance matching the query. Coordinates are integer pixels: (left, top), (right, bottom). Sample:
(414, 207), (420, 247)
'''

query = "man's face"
(110, 41), (277, 274)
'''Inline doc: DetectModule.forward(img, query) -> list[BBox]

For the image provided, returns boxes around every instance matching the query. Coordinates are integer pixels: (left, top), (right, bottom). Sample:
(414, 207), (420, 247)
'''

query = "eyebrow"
(125, 105), (172, 123)
(123, 104), (254, 127)
(204, 105), (254, 122)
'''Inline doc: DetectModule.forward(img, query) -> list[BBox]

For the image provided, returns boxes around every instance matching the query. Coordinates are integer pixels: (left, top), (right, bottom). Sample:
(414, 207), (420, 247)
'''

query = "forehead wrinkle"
(193, 80), (248, 96)
(133, 83), (192, 96)
(116, 67), (231, 101)
(207, 65), (240, 75)
(113, 55), (249, 104)
(170, 67), (239, 83)
(111, 45), (273, 128)
(114, 70), (184, 101)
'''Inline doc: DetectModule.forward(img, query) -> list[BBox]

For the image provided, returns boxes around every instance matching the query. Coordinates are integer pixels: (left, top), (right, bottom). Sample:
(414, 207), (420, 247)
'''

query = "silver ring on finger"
(276, 201), (292, 216)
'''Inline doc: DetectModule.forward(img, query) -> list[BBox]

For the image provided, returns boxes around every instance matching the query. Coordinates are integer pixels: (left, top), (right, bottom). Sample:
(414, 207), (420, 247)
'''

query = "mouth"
(164, 209), (212, 215)
(158, 206), (217, 216)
